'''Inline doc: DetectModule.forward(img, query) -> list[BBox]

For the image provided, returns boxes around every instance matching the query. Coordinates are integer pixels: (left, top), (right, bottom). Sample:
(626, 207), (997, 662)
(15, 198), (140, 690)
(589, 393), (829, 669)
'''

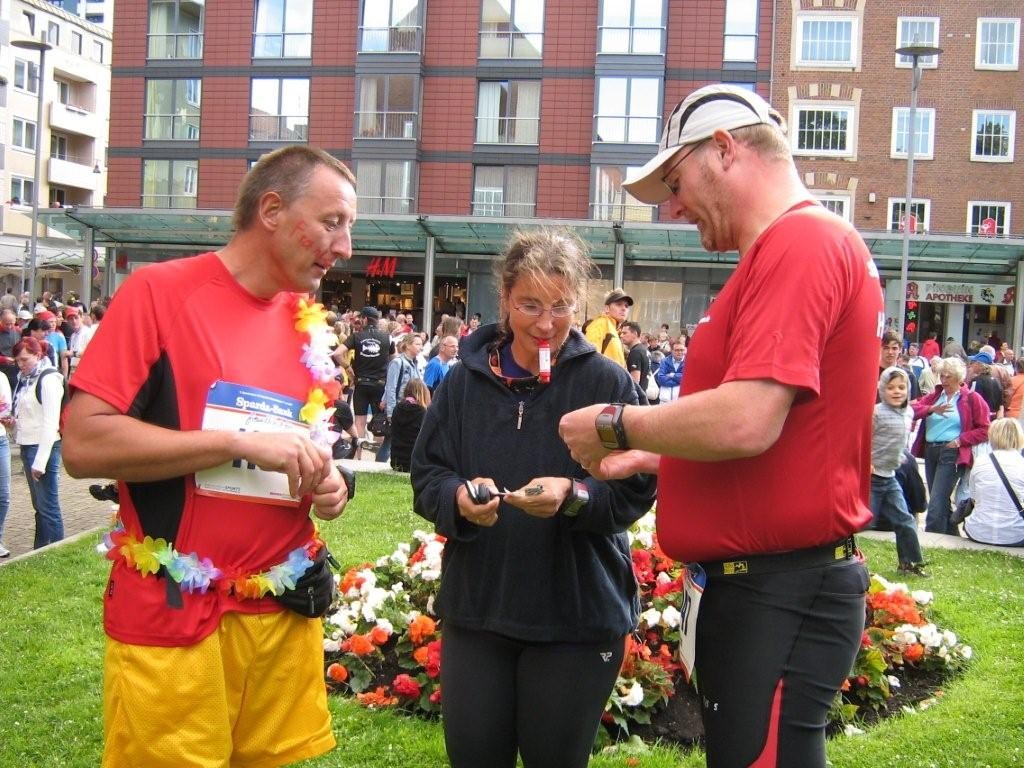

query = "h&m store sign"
(906, 281), (1015, 306)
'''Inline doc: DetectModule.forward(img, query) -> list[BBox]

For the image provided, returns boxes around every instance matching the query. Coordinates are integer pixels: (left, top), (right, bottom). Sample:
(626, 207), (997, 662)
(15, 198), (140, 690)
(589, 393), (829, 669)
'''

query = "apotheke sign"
(906, 281), (1015, 306)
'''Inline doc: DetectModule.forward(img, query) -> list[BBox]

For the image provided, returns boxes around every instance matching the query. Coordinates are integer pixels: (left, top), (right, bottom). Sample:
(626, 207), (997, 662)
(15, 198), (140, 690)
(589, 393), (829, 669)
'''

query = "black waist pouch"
(273, 546), (338, 618)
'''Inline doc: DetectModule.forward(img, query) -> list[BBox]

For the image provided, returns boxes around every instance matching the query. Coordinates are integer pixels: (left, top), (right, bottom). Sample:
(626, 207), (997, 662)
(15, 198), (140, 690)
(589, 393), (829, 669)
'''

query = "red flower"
(424, 640), (442, 678)
(429, 687), (442, 705)
(904, 643), (925, 663)
(326, 662), (348, 683)
(356, 686), (398, 708)
(653, 575), (684, 597)
(631, 549), (655, 584)
(393, 673), (421, 698)
(861, 631), (873, 649)
(370, 625), (391, 646)
(342, 633), (375, 656)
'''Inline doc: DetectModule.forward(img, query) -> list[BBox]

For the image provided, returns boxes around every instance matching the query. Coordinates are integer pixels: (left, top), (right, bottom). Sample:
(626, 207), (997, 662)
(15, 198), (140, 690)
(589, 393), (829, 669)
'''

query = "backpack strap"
(601, 333), (615, 354)
(34, 367), (62, 402)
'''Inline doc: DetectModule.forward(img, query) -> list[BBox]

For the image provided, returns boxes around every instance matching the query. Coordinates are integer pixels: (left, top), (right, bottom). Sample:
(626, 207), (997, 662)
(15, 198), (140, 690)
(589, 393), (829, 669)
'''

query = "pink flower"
(393, 673), (421, 698)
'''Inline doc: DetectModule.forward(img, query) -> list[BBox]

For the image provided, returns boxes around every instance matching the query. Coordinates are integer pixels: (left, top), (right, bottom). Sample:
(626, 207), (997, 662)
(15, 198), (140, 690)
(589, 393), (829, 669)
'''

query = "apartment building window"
(14, 59), (39, 95)
(356, 160), (416, 214)
(896, 17), (939, 68)
(792, 104), (854, 156)
(599, 0), (663, 55)
(49, 187), (67, 207)
(976, 18), (1020, 70)
(145, 79), (202, 140)
(360, 0), (422, 53)
(476, 80), (540, 144)
(812, 192), (851, 221)
(967, 202), (1010, 236)
(595, 77), (659, 143)
(472, 166), (536, 217)
(71, 31), (83, 55)
(47, 21), (60, 46)
(480, 0), (544, 59)
(12, 118), (37, 151)
(10, 177), (35, 207)
(888, 199), (929, 232)
(795, 14), (858, 67)
(724, 0), (757, 62)
(250, 78), (309, 142)
(50, 133), (69, 161)
(356, 74), (418, 139)
(972, 110), (1015, 162)
(142, 159), (198, 208)
(94, 40), (105, 62)
(148, 0), (205, 59)
(891, 107), (935, 159)
(592, 166), (655, 222)
(254, 0), (313, 58)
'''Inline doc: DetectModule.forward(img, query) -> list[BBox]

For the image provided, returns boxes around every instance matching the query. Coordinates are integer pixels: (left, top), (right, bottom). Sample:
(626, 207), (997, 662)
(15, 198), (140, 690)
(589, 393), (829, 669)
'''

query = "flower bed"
(322, 514), (972, 742)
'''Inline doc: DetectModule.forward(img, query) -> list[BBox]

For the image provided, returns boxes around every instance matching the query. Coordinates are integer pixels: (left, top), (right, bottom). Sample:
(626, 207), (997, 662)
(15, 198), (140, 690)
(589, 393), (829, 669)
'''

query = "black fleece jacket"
(410, 324), (657, 643)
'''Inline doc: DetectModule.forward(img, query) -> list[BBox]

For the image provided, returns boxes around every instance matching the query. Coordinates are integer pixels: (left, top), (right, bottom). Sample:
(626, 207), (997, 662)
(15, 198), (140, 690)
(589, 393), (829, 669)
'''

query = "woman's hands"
(458, 477), (574, 525)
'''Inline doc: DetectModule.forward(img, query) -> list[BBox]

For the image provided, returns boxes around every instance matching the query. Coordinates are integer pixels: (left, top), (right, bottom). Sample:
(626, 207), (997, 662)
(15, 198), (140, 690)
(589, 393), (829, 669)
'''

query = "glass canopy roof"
(37, 208), (1024, 277)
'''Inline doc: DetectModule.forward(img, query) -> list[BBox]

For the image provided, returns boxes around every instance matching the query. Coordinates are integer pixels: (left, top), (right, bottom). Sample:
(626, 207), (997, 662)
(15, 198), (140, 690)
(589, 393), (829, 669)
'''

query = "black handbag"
(367, 410), (391, 438)
(273, 546), (339, 618)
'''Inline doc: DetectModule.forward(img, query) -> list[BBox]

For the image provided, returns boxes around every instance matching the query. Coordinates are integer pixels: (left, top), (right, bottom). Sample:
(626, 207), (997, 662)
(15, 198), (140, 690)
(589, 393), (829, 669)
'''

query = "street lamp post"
(12, 34), (53, 303)
(894, 41), (942, 341)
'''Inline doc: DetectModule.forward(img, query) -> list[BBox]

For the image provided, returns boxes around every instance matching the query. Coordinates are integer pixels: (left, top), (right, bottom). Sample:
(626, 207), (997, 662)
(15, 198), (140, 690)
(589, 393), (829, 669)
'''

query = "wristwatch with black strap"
(595, 403), (628, 450)
(559, 479), (590, 517)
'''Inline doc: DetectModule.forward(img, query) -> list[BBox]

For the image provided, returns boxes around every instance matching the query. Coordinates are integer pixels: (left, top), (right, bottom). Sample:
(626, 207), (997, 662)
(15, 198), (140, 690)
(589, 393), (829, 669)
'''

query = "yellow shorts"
(102, 610), (335, 768)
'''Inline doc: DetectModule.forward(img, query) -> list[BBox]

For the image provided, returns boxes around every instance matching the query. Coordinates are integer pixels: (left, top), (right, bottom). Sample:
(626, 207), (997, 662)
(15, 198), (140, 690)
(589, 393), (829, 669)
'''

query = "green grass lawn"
(1, 472), (1022, 767)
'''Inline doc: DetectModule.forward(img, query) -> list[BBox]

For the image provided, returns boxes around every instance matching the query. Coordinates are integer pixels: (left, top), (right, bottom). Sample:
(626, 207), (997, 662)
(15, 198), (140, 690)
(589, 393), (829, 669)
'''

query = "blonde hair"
(938, 357), (967, 384)
(493, 228), (599, 346)
(403, 378), (431, 408)
(988, 418), (1024, 451)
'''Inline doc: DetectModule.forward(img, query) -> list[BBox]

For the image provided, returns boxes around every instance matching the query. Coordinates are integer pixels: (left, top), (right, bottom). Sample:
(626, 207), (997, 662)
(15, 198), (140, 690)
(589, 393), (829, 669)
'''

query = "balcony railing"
(354, 111), (419, 139)
(475, 115), (539, 144)
(142, 194), (198, 209)
(594, 115), (659, 144)
(359, 26), (422, 53)
(359, 196), (416, 215)
(591, 202), (657, 222)
(479, 28), (542, 59)
(471, 200), (536, 218)
(249, 115), (309, 142)
(147, 32), (204, 60)
(253, 32), (312, 58)
(597, 25), (665, 55)
(144, 113), (201, 141)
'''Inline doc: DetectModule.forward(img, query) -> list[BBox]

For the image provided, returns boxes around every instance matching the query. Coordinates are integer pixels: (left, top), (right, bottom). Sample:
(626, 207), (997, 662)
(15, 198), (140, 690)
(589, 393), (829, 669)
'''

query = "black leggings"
(440, 623), (625, 768)
(696, 559), (869, 768)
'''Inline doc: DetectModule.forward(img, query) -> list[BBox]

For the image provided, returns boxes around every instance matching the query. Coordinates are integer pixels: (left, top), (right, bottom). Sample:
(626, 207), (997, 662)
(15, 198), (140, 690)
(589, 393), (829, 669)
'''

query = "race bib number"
(194, 381), (309, 507)
(678, 563), (706, 682)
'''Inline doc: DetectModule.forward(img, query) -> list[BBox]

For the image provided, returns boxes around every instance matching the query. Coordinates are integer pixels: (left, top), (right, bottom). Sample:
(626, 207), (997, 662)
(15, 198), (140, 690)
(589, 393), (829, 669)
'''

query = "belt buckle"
(722, 559), (748, 575)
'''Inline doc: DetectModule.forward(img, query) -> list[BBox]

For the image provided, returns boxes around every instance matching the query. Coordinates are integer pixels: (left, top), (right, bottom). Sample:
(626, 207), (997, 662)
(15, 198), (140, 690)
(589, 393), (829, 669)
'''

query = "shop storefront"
(884, 278), (1016, 348)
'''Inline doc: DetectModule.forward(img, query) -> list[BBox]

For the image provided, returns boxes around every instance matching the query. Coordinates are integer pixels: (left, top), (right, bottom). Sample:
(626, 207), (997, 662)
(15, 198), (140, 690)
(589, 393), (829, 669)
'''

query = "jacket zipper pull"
(307, 585), (316, 616)
(517, 401), (524, 430)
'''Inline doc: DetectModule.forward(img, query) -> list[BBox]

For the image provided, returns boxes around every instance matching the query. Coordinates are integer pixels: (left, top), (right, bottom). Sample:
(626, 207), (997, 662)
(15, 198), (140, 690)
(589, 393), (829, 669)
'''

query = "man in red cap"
(559, 84), (881, 768)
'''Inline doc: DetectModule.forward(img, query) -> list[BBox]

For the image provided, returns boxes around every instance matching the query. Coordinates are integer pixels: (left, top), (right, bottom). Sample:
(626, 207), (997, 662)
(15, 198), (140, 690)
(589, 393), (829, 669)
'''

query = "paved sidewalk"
(0, 454), (394, 565)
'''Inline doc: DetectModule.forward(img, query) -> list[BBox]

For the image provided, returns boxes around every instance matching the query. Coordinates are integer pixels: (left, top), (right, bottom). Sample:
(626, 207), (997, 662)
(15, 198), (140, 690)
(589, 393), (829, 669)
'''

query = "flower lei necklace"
(293, 296), (343, 449)
(95, 296), (345, 597)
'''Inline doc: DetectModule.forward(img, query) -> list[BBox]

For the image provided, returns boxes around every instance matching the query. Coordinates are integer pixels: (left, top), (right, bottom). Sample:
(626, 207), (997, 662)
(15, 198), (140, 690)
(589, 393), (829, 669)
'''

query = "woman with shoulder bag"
(376, 333), (422, 464)
(911, 357), (990, 535)
(964, 418), (1024, 546)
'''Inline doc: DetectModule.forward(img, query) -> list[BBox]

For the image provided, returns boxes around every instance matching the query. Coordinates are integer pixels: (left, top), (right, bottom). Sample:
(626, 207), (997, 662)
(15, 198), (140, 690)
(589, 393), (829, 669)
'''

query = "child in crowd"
(389, 379), (430, 472)
(870, 367), (929, 577)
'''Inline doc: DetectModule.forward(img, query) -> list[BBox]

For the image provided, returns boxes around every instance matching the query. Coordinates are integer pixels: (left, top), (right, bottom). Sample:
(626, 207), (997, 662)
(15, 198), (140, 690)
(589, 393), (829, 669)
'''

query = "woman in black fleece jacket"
(411, 229), (656, 768)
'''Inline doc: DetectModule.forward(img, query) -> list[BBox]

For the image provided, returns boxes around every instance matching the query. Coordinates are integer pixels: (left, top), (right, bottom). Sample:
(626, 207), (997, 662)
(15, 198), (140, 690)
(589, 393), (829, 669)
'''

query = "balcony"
(358, 26), (422, 54)
(50, 102), (103, 138)
(354, 111), (418, 140)
(475, 115), (539, 145)
(591, 202), (656, 223)
(48, 155), (101, 191)
(147, 32), (204, 60)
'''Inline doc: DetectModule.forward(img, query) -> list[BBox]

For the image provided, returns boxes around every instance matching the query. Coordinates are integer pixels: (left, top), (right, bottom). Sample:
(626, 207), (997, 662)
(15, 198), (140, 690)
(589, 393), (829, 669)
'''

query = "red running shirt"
(656, 203), (881, 563)
(72, 253), (316, 646)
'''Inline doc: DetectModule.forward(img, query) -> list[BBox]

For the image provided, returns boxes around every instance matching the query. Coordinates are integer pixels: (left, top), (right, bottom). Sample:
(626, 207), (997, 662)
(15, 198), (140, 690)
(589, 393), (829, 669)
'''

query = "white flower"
(364, 587), (390, 611)
(960, 645), (973, 659)
(328, 610), (358, 634)
(418, 568), (441, 582)
(660, 605), (682, 629)
(911, 589), (934, 605)
(357, 569), (377, 592)
(942, 629), (957, 646)
(886, 675), (901, 689)
(426, 595), (435, 614)
(843, 724), (865, 737)
(622, 682), (645, 707)
(640, 607), (662, 627)
(360, 603), (377, 622)
(375, 618), (394, 636)
(655, 572), (673, 586)
(323, 638), (341, 653)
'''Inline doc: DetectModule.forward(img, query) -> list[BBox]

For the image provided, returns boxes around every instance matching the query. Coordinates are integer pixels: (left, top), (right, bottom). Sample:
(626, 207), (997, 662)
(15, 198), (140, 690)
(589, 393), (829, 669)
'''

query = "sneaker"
(897, 562), (930, 578)
(0, 544), (10, 558)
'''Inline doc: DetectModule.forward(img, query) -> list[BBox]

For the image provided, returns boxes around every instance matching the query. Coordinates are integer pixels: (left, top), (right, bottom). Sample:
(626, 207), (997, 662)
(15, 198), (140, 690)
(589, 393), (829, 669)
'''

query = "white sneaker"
(0, 544), (10, 558)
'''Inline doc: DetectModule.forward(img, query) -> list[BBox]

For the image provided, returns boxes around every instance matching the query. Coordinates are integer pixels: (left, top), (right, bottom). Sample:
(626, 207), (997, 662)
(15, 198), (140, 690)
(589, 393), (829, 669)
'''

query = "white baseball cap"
(623, 84), (783, 205)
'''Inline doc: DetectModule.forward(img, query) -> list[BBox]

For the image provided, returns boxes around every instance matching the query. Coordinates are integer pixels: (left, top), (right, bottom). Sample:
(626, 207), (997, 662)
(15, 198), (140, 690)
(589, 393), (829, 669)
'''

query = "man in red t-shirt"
(559, 85), (881, 768)
(62, 146), (356, 768)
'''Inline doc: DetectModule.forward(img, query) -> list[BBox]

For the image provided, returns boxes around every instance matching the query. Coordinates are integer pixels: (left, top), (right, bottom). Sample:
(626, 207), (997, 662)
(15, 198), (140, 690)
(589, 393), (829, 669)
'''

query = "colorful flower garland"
(98, 523), (324, 599)
(294, 296), (343, 449)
